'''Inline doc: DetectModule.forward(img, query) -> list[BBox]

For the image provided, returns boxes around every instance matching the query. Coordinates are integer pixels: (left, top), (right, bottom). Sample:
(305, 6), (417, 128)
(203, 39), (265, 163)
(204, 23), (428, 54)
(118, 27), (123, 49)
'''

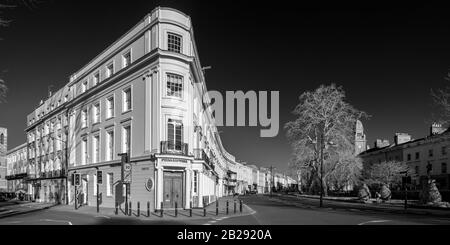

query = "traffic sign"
(123, 163), (132, 184)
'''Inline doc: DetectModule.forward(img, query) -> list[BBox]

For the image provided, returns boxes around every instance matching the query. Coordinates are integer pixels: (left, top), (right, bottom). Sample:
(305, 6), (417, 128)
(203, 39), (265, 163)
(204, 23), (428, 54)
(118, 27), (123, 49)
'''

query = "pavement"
(51, 195), (252, 221)
(0, 196), (254, 225)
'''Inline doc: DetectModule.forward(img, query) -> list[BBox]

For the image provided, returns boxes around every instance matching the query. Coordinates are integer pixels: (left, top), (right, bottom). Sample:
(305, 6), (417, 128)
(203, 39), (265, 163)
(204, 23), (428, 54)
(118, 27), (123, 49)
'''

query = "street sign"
(123, 163), (132, 184)
(74, 173), (81, 187)
(97, 171), (103, 185)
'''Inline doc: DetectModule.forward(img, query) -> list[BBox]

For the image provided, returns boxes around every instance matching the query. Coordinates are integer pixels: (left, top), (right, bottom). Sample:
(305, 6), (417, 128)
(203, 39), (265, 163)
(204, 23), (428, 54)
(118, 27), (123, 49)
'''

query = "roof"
(359, 129), (450, 156)
(6, 143), (27, 155)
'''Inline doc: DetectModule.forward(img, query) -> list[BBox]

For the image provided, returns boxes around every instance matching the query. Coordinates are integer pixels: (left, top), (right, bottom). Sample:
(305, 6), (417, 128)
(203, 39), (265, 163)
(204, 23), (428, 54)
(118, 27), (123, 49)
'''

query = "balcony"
(193, 148), (215, 170)
(160, 141), (189, 156)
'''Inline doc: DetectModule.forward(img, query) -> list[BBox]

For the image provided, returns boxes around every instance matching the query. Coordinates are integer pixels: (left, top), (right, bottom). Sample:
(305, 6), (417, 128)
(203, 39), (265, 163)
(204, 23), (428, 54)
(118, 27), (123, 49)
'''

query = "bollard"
(147, 201), (150, 217)
(240, 200), (243, 213)
(234, 200), (237, 214)
(175, 202), (178, 217)
(216, 201), (219, 216)
(203, 202), (206, 217)
(115, 202), (118, 215)
(137, 202), (140, 217)
(226, 201), (229, 215)
(161, 202), (164, 217)
(129, 202), (132, 216)
(190, 201), (193, 217)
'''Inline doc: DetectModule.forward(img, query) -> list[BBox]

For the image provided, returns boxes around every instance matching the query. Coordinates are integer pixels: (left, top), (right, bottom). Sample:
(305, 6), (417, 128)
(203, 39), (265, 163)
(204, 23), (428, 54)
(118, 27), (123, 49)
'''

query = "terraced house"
(24, 7), (240, 211)
(6, 143), (29, 194)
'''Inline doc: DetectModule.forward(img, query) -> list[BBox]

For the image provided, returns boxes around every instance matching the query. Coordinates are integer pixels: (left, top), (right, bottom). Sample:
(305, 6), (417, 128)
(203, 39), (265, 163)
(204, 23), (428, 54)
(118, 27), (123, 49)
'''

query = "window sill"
(122, 110), (132, 115)
(106, 116), (115, 122)
(163, 96), (185, 102)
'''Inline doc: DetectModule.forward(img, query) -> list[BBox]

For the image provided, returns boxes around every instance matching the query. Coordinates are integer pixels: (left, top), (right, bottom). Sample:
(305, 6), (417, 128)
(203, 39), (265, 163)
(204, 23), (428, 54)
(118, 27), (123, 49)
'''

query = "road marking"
(244, 204), (257, 215)
(358, 220), (391, 225)
(95, 215), (111, 219)
(4, 221), (23, 224)
(39, 219), (73, 225)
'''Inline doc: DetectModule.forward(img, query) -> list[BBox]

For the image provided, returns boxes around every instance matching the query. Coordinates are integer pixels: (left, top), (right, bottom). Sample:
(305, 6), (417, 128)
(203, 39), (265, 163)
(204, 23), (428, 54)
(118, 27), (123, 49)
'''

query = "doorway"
(163, 171), (183, 209)
(81, 176), (88, 206)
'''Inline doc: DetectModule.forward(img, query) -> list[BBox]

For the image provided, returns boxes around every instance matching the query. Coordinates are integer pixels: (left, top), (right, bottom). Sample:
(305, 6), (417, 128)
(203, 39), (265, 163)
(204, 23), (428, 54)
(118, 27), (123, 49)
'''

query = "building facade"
(24, 7), (243, 210)
(6, 143), (30, 195)
(0, 127), (7, 191)
(360, 124), (450, 190)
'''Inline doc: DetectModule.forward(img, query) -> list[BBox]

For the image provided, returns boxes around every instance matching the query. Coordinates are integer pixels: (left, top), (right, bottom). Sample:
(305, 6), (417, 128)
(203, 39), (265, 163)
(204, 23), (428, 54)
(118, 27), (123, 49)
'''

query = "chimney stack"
(394, 133), (411, 145)
(374, 139), (390, 148)
(430, 123), (446, 136)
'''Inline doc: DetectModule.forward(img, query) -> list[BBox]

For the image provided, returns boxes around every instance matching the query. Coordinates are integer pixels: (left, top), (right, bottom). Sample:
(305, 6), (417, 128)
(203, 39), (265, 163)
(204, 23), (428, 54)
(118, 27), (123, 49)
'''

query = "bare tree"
(0, 77), (6, 102)
(285, 84), (368, 195)
(1, 0), (39, 102)
(362, 161), (410, 190)
(431, 80), (450, 125)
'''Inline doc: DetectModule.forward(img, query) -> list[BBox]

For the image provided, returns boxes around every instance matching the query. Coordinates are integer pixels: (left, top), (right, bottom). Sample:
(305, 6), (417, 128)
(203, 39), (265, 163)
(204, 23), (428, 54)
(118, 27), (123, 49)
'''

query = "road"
(0, 195), (449, 225)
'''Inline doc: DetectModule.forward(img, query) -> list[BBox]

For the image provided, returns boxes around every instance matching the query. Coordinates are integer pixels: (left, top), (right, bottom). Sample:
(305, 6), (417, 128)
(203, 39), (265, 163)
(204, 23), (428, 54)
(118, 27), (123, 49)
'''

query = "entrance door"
(163, 172), (183, 208)
(82, 177), (88, 205)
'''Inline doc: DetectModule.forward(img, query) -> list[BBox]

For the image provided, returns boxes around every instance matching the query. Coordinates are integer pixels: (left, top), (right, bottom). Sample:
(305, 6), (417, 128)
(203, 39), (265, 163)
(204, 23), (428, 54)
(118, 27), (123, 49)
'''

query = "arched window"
(0, 133), (4, 145)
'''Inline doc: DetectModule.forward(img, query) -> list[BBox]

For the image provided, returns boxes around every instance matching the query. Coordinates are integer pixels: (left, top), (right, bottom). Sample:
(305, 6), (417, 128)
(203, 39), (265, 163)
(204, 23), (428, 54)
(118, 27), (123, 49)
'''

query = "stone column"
(156, 163), (164, 210)
(185, 168), (192, 209)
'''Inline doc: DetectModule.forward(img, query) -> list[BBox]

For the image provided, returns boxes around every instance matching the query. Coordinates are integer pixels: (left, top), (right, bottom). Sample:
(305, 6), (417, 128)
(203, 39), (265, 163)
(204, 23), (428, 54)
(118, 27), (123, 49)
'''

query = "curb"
(292, 194), (450, 211)
(271, 194), (450, 217)
(50, 199), (252, 221)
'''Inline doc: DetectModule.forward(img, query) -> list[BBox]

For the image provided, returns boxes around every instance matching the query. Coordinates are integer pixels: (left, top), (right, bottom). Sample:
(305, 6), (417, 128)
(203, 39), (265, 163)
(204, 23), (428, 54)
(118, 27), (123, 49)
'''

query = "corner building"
(26, 7), (239, 210)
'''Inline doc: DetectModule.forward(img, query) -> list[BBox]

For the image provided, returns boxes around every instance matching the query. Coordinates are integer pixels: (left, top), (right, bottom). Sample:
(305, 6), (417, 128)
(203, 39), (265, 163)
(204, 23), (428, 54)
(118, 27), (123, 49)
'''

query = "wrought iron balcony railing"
(160, 141), (189, 156)
(193, 148), (215, 170)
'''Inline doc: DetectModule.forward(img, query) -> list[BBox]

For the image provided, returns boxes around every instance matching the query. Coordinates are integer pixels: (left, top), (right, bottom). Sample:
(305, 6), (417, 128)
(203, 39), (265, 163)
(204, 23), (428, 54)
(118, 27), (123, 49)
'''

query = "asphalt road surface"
(1, 195), (449, 225)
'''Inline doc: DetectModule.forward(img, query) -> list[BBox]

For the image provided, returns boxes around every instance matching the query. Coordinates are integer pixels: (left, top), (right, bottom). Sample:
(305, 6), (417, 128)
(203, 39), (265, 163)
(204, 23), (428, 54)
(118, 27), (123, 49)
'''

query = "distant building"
(359, 123), (450, 190)
(6, 143), (29, 194)
(0, 127), (7, 191)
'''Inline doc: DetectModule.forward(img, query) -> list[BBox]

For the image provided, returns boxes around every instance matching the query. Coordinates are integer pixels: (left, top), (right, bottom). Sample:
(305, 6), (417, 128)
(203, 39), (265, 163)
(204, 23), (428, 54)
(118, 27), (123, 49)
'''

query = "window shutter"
(176, 124), (182, 151)
(168, 123), (174, 150)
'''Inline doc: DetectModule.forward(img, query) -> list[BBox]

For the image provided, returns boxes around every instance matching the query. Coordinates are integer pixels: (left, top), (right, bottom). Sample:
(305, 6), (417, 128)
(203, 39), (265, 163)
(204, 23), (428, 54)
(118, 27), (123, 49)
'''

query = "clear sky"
(1, 1), (450, 172)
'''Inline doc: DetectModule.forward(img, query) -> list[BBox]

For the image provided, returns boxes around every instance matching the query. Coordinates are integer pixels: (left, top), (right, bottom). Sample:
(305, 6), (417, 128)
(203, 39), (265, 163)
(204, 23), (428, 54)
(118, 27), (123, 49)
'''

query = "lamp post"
(270, 166), (275, 197)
